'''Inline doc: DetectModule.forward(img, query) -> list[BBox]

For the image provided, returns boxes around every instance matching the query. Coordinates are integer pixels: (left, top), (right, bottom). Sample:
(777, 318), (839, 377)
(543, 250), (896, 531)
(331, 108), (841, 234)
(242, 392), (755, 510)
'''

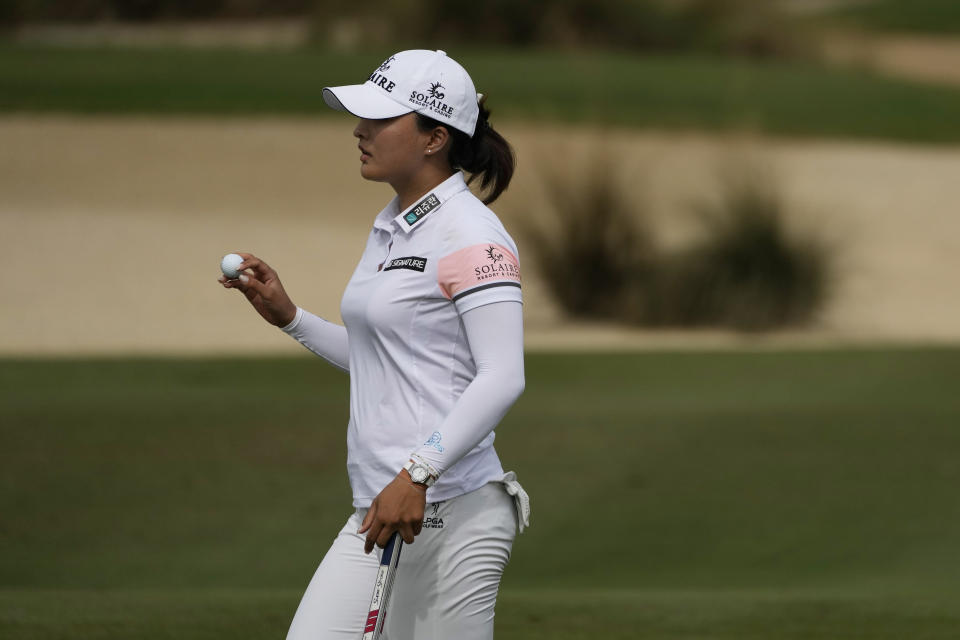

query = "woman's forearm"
(412, 300), (525, 474)
(281, 307), (350, 372)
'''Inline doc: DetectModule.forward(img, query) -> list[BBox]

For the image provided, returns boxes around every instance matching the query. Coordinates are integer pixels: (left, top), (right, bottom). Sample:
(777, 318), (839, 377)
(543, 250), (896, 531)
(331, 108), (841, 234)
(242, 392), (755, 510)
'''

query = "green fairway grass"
(2, 349), (960, 638)
(3, 587), (960, 639)
(4, 45), (960, 142)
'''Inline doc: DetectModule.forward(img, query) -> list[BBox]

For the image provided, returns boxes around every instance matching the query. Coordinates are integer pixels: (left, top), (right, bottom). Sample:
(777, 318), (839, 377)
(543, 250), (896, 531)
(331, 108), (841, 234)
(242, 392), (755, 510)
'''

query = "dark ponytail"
(416, 96), (515, 205)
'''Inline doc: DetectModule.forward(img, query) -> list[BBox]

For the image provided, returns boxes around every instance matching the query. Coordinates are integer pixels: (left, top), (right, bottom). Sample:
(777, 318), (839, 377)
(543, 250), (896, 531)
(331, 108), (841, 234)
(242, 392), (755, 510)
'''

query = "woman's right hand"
(218, 252), (298, 327)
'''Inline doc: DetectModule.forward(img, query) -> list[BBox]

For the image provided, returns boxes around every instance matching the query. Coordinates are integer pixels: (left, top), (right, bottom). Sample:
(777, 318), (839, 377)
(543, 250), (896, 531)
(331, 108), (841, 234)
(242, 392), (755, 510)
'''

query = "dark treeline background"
(3, 0), (807, 58)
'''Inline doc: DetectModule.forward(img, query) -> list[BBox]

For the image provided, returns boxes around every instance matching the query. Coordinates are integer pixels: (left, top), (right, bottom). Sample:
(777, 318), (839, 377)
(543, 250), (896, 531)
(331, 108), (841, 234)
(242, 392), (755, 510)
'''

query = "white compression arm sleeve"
(280, 307), (350, 372)
(412, 300), (525, 475)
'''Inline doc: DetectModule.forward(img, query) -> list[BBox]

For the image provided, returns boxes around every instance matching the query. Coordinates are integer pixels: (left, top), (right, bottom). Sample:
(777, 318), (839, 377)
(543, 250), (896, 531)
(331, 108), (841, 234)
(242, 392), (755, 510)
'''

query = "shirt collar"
(372, 199), (400, 233)
(372, 172), (470, 235)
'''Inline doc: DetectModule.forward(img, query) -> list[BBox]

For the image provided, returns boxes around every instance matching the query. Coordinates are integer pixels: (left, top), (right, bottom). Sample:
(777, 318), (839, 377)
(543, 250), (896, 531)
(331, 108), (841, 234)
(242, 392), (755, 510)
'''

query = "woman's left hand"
(358, 469), (426, 554)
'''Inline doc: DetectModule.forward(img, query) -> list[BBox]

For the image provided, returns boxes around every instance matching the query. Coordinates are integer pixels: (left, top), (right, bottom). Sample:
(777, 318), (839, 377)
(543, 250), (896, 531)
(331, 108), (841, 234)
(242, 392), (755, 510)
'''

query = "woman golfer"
(220, 49), (529, 639)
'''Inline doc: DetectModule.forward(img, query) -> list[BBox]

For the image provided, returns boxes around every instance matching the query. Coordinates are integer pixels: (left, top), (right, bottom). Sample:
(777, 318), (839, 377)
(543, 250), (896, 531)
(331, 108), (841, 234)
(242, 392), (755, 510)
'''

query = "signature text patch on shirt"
(383, 256), (428, 272)
(438, 243), (521, 300)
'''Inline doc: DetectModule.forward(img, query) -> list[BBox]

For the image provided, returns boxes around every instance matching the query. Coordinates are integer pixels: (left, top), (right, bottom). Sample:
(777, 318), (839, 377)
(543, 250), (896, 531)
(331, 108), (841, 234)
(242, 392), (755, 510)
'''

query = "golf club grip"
(362, 532), (403, 640)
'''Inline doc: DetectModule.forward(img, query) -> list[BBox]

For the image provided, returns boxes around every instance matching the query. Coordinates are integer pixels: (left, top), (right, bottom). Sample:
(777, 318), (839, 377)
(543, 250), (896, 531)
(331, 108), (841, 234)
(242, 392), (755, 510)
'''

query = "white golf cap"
(323, 49), (480, 137)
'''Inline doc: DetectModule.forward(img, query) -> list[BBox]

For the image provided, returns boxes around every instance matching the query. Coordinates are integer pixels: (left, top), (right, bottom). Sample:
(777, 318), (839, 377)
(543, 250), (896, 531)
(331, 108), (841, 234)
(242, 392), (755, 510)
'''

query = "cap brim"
(322, 84), (413, 119)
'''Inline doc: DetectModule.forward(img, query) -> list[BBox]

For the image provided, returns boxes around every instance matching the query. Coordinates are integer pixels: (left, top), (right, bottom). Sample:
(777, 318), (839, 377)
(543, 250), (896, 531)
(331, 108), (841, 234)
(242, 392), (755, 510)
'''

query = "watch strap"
(404, 458), (438, 487)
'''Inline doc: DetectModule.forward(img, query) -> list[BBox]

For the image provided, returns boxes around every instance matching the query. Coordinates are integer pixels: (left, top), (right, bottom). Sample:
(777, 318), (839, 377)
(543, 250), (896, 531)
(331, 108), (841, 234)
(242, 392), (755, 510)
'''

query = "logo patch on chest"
(403, 193), (440, 226)
(382, 256), (428, 272)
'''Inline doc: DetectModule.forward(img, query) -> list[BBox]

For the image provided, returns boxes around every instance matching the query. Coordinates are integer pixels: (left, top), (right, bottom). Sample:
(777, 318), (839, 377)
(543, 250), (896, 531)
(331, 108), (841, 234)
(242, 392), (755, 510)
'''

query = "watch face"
(412, 467), (428, 483)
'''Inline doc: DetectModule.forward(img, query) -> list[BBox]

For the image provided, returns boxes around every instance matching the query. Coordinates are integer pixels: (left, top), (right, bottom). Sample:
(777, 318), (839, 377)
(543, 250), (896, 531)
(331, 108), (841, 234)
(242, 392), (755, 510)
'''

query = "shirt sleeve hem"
(280, 307), (304, 333)
(453, 287), (523, 315)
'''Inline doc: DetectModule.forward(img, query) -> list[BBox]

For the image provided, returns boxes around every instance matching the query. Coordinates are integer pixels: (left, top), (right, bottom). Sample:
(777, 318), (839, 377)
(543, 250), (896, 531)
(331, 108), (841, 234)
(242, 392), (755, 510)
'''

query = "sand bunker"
(2, 116), (958, 354)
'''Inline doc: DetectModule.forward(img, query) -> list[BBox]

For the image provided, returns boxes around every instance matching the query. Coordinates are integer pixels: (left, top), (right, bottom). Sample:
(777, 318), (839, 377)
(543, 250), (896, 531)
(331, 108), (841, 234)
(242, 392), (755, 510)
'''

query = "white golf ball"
(220, 253), (244, 279)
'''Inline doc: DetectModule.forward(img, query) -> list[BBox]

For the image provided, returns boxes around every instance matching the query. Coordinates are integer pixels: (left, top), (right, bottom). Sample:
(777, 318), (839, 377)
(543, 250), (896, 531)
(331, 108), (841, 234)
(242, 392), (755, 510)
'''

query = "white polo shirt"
(340, 172), (523, 507)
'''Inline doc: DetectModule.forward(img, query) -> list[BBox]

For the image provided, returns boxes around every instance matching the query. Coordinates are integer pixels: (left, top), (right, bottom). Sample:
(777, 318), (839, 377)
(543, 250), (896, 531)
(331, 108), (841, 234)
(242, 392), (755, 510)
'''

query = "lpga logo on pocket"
(423, 501), (445, 529)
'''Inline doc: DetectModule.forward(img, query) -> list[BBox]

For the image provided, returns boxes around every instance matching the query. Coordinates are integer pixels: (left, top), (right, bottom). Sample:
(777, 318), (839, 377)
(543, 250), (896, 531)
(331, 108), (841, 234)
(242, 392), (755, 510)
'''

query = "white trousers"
(286, 482), (518, 640)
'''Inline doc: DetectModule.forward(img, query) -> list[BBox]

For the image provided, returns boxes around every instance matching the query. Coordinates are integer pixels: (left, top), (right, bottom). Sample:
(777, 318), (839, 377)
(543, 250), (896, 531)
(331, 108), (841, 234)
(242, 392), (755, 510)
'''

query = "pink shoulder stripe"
(438, 243), (522, 300)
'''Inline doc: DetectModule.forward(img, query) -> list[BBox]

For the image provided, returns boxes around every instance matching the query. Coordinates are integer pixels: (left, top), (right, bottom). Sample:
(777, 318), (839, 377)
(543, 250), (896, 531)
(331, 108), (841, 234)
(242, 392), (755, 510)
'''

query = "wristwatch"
(404, 458), (438, 488)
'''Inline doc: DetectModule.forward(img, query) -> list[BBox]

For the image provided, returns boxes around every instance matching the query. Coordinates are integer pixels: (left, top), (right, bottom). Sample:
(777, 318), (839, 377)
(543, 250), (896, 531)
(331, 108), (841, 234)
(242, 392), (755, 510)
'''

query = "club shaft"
(362, 532), (403, 640)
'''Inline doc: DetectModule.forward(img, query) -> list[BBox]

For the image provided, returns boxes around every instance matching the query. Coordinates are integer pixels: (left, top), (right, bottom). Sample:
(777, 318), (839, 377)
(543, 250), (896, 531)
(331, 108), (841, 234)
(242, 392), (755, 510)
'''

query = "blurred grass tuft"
(516, 153), (659, 320)
(650, 168), (833, 330)
(520, 160), (833, 330)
